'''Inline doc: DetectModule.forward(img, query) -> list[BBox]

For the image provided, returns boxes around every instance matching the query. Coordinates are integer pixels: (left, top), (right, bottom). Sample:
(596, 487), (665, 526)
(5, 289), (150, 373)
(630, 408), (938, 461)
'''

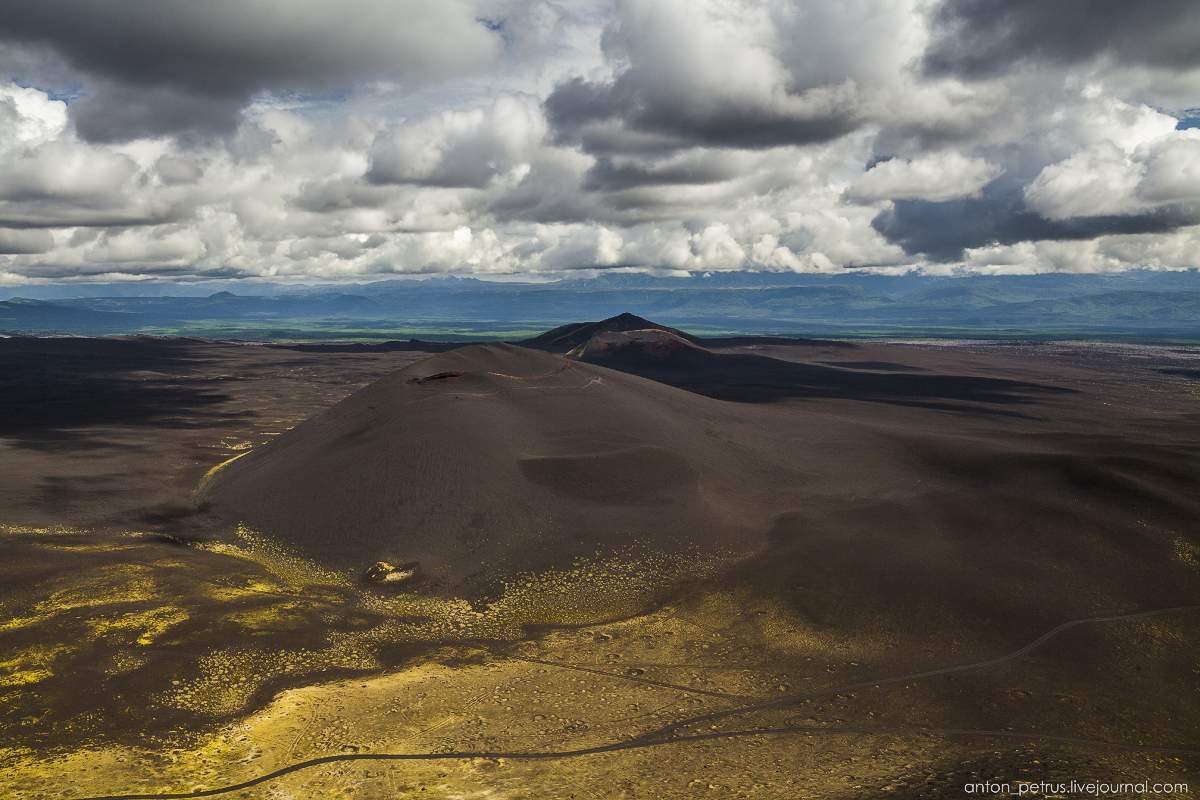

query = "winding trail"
(72, 604), (1200, 800)
(620, 604), (1200, 747)
(194, 450), (253, 493)
(508, 654), (755, 701)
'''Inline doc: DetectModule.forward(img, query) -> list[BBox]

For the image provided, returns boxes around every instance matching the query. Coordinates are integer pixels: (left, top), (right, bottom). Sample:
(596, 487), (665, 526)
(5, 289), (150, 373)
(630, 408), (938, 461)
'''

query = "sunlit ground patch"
(6, 522), (1194, 800)
(1175, 535), (1199, 570)
(89, 606), (190, 646)
(0, 522), (732, 757)
(0, 644), (66, 688)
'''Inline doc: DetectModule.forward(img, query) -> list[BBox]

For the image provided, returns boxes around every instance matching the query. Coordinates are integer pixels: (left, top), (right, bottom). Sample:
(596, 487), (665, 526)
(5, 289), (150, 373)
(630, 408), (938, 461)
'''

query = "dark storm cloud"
(582, 153), (744, 191)
(190, 266), (260, 280)
(539, 0), (917, 162)
(544, 78), (623, 133)
(873, 179), (1200, 262)
(924, 0), (1200, 77)
(0, 228), (53, 254)
(0, 209), (180, 229)
(2, 0), (1196, 279)
(70, 83), (245, 143)
(546, 76), (860, 155)
(0, 0), (500, 141)
(488, 166), (602, 225)
(5, 261), (250, 280)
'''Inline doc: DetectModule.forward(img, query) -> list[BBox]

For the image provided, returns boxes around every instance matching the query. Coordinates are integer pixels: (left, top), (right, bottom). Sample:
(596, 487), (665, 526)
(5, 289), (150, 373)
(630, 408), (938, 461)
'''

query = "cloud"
(0, 83), (67, 147)
(1, 3), (1198, 282)
(583, 150), (754, 191)
(155, 153), (208, 186)
(368, 95), (546, 188)
(84, 227), (207, 265)
(535, 225), (627, 269)
(847, 153), (1002, 203)
(1024, 131), (1200, 219)
(873, 178), (1200, 262)
(0, 141), (138, 202)
(545, 0), (879, 155)
(69, 82), (247, 144)
(486, 147), (599, 224)
(1140, 133), (1200, 204)
(923, 0), (1200, 77)
(0, 0), (502, 140)
(0, 228), (53, 254)
(0, 85), (192, 228)
(962, 229), (1200, 274)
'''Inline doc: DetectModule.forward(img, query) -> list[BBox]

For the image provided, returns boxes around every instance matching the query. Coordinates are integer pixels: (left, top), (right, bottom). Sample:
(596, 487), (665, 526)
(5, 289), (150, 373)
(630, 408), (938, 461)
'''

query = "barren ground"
(0, 335), (1197, 799)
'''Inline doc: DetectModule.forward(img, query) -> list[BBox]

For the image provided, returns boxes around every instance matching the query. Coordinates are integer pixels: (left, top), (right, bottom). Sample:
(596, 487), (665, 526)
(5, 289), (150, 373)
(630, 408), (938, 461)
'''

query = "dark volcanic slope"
(570, 327), (1071, 409)
(0, 336), (430, 533)
(570, 328), (710, 363)
(203, 343), (789, 593)
(204, 333), (1200, 644)
(523, 312), (699, 353)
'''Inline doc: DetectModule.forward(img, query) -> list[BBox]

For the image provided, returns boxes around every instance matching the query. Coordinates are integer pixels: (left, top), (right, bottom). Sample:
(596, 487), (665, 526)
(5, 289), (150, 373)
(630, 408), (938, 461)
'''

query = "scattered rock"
(364, 560), (418, 585)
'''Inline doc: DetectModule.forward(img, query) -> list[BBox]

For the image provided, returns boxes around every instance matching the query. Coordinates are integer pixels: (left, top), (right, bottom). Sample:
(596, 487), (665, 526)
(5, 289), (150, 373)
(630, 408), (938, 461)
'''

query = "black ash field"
(1, 317), (1198, 799)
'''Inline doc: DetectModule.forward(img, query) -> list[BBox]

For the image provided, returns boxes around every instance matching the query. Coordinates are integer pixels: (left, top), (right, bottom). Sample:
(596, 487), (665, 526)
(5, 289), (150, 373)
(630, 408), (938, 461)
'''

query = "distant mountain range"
(2, 270), (1199, 340)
